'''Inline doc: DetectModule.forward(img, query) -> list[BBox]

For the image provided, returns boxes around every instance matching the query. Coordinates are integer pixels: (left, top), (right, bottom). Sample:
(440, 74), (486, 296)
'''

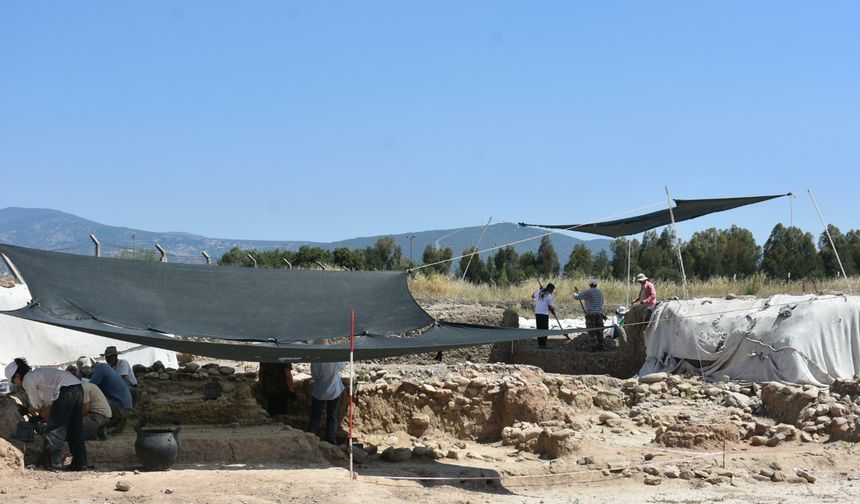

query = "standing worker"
(574, 279), (607, 351)
(533, 283), (557, 349)
(5, 357), (89, 471)
(307, 360), (346, 445)
(258, 361), (296, 424)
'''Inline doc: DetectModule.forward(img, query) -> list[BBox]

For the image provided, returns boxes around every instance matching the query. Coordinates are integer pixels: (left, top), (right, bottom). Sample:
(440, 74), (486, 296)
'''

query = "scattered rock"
(639, 373), (668, 384)
(796, 469), (816, 483)
(115, 481), (131, 492)
(643, 475), (662, 486)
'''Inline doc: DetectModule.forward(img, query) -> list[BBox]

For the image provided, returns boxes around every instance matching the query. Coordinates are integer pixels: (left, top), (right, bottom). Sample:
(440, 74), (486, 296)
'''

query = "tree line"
(218, 223), (860, 284)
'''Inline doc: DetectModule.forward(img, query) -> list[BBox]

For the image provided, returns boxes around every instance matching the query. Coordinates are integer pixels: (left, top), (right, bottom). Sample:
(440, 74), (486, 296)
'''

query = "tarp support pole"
(665, 186), (690, 299)
(348, 309), (356, 480)
(90, 234), (100, 257)
(808, 189), (852, 293)
(460, 216), (492, 282)
(0, 253), (24, 284)
(626, 237), (632, 306)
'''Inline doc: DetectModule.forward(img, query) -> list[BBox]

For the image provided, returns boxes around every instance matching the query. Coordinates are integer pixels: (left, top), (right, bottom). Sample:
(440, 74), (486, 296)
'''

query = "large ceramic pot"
(134, 426), (181, 470)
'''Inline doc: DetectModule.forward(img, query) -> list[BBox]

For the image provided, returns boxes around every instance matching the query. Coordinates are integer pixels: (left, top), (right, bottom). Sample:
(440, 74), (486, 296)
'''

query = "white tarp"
(1, 283), (178, 369)
(640, 294), (860, 387)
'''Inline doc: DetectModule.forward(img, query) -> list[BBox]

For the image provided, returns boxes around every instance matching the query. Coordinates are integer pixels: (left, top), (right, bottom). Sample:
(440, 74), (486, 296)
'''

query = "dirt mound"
(0, 395), (24, 441)
(654, 422), (740, 449)
(0, 437), (24, 472)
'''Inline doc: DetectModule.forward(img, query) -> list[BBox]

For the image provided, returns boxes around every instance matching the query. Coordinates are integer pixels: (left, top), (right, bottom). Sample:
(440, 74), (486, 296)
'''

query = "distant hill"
(0, 207), (611, 266)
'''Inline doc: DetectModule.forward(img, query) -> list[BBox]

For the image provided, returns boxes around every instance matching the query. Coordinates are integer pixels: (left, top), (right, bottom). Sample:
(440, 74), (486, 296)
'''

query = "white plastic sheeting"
(1, 283), (178, 369)
(640, 294), (860, 387)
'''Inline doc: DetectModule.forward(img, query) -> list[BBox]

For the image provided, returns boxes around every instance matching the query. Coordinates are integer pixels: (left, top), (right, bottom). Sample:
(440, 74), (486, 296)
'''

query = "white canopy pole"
(665, 186), (690, 299)
(808, 189), (852, 294)
(626, 238), (632, 306)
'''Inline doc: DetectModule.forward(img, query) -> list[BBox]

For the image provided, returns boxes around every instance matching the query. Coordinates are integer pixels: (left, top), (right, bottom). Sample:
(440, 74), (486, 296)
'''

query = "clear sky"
(1, 2), (857, 247)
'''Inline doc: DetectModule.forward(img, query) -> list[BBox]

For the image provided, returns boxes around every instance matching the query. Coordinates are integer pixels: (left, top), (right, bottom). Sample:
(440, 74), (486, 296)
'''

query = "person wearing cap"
(532, 283), (557, 349)
(633, 273), (657, 306)
(5, 357), (89, 471)
(101, 346), (137, 387)
(574, 279), (607, 351)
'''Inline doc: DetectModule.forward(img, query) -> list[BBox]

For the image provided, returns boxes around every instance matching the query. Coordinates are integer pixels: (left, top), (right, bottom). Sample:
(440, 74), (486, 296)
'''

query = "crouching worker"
(306, 360), (346, 445)
(81, 382), (112, 440)
(77, 356), (133, 434)
(66, 364), (112, 441)
(5, 357), (89, 471)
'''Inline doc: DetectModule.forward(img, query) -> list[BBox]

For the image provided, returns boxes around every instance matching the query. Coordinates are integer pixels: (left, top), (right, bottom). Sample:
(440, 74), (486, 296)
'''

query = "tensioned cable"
(409, 201), (666, 273)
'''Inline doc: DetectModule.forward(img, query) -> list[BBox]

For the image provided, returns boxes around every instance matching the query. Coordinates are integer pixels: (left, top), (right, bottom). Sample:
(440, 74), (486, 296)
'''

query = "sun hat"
(77, 356), (94, 369)
(635, 273), (648, 282)
(589, 279), (598, 287)
(615, 306), (627, 315)
(4, 362), (17, 382)
(101, 346), (119, 357)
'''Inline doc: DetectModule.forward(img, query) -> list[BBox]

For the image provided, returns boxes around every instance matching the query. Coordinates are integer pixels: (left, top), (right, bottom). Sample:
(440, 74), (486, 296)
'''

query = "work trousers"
(535, 314), (550, 348)
(307, 395), (341, 445)
(586, 312), (607, 351)
(43, 384), (87, 470)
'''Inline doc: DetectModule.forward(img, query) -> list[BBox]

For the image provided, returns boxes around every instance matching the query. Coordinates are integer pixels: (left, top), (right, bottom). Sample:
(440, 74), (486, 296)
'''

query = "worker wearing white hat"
(5, 358), (89, 471)
(633, 273), (657, 307)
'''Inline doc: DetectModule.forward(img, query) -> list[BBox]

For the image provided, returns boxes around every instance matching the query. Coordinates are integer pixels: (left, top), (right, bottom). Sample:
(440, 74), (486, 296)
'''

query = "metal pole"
(90, 234), (100, 257)
(461, 217), (492, 281)
(132, 233), (136, 260)
(808, 189), (852, 293)
(282, 258), (292, 269)
(348, 309), (355, 480)
(406, 235), (416, 264)
(626, 238), (632, 306)
(665, 186), (689, 299)
(247, 254), (257, 268)
(155, 244), (167, 263)
(202, 252), (211, 266)
(1, 253), (24, 284)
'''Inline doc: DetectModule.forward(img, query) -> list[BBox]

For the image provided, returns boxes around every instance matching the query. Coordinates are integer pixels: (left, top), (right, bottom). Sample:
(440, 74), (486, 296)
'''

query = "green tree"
(563, 244), (593, 278)
(493, 246), (521, 285)
(457, 246), (487, 283)
(639, 229), (680, 281)
(761, 224), (822, 279)
(722, 225), (760, 276)
(592, 250), (611, 278)
(363, 236), (404, 270)
(518, 251), (538, 280)
(683, 228), (724, 280)
(333, 247), (366, 270)
(610, 238), (640, 280)
(421, 244), (453, 275)
(219, 247), (257, 267)
(818, 225), (857, 278)
(535, 236), (560, 277)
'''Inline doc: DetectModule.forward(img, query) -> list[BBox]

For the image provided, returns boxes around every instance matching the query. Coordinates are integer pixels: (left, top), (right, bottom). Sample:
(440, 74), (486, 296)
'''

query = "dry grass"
(409, 273), (857, 309)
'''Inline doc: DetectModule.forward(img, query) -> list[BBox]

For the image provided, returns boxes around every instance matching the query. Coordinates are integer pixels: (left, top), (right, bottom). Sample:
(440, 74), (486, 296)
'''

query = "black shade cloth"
(4, 305), (590, 362)
(0, 244), (433, 343)
(519, 194), (789, 238)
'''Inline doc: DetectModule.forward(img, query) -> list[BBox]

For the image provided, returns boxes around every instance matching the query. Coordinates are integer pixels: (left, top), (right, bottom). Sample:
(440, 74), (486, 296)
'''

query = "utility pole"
(406, 235), (417, 264)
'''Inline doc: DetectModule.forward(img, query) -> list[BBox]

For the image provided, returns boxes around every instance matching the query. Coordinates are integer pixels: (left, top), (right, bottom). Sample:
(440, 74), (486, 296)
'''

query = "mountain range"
(0, 207), (611, 266)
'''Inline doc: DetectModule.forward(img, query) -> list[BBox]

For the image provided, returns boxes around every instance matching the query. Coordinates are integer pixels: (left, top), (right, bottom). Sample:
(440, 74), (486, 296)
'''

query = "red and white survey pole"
(348, 309), (356, 479)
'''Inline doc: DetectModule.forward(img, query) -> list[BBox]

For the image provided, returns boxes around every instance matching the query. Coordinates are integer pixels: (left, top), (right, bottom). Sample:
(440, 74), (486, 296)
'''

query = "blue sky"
(1, 2), (857, 247)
